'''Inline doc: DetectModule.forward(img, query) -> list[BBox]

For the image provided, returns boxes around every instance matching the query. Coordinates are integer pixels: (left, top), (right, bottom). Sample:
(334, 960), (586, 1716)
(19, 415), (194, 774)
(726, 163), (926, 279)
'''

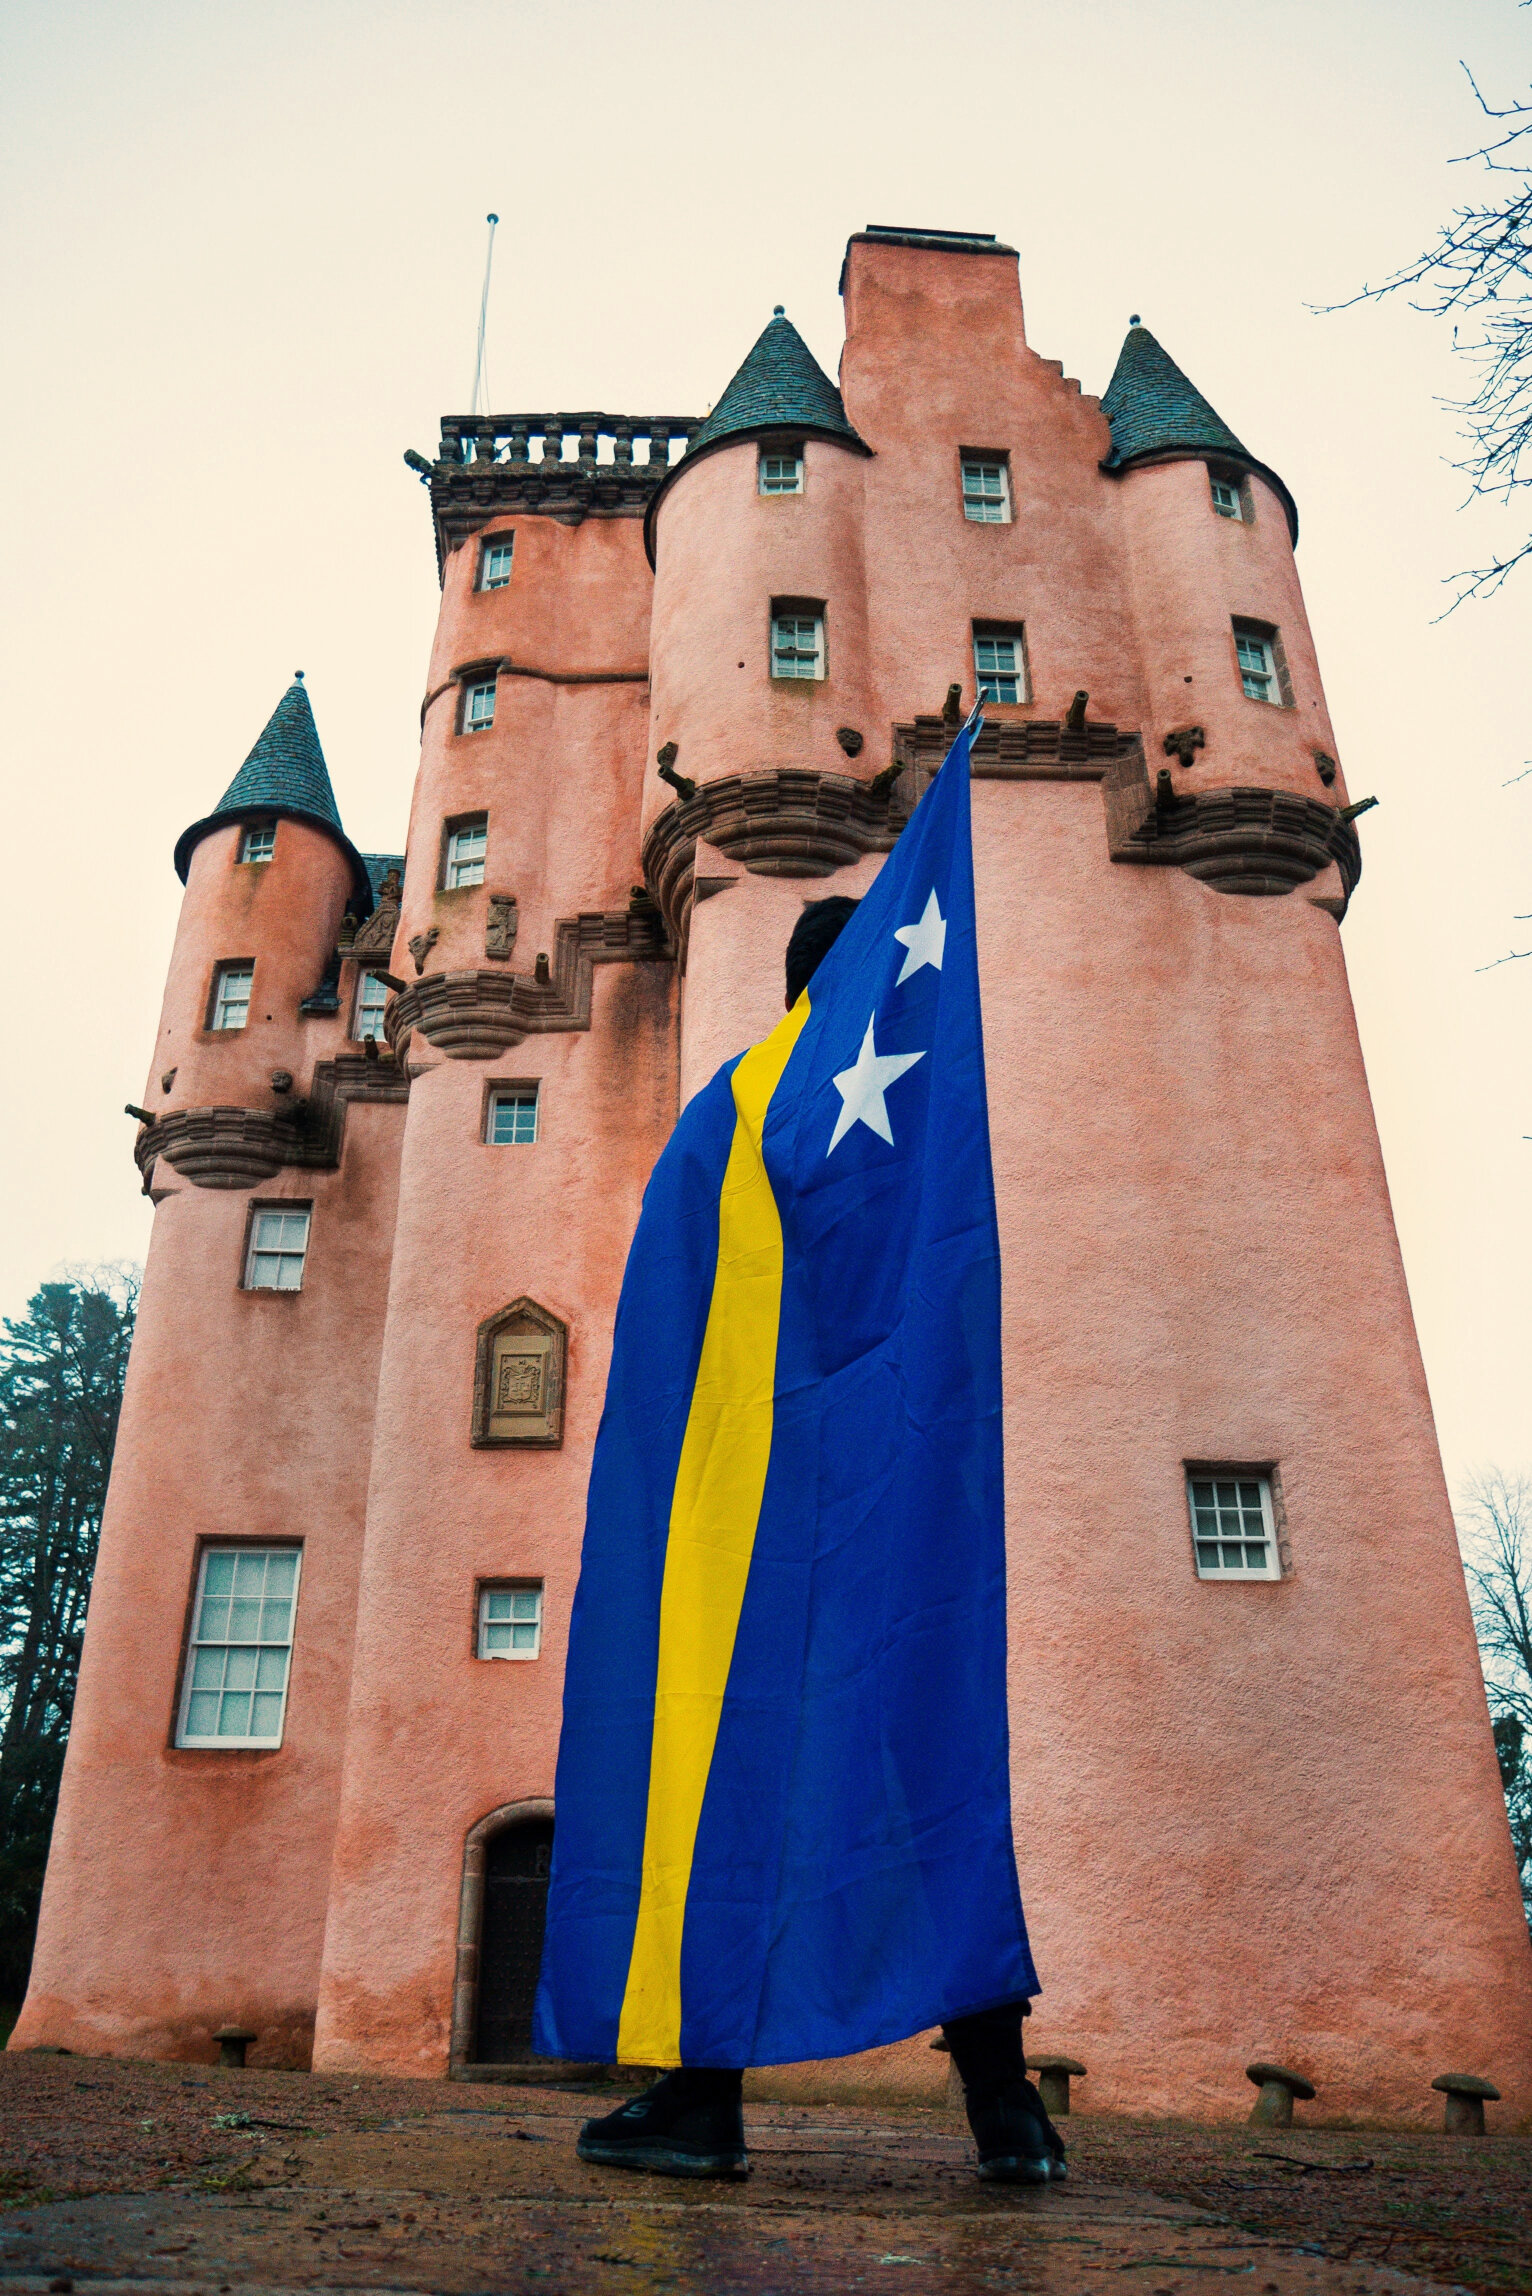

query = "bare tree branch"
(1459, 1470), (1532, 1923)
(1320, 59), (1532, 611)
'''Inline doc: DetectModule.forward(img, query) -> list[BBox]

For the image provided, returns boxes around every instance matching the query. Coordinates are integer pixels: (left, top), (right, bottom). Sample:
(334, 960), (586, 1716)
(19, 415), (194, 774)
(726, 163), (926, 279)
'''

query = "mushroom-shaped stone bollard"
(1245, 2062), (1316, 2127)
(1027, 2054), (1087, 2116)
(1432, 2073), (1500, 2135)
(214, 2025), (256, 2069)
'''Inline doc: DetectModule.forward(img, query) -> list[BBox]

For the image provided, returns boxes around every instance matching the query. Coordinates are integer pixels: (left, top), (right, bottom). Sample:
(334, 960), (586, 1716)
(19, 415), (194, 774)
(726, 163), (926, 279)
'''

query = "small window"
(973, 628), (1029, 705)
(479, 536), (514, 590)
(478, 1582), (543, 1660)
(1187, 1474), (1281, 1580)
(211, 962), (254, 1032)
(1232, 619), (1292, 706)
(464, 677), (497, 733)
(1210, 475), (1243, 520)
(353, 971), (389, 1041)
(487, 1086), (539, 1145)
(962, 458), (1011, 523)
(239, 823), (276, 864)
(770, 606), (824, 680)
(446, 818), (488, 888)
(245, 1206), (311, 1291)
(759, 448), (803, 496)
(178, 1545), (300, 1747)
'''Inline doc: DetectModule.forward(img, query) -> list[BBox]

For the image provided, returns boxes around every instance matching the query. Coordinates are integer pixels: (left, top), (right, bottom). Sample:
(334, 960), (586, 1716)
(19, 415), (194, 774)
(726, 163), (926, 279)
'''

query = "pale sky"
(1, 0), (1526, 1499)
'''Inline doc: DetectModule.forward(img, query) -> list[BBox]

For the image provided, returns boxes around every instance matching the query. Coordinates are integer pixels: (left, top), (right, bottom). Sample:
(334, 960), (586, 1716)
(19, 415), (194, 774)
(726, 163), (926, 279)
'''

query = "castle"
(14, 226), (1530, 2121)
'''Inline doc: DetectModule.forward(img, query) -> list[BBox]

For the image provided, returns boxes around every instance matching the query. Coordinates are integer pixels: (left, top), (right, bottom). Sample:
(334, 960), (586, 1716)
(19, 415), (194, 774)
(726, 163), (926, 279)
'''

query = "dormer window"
(446, 817), (488, 888)
(479, 536), (514, 590)
(239, 823), (276, 864)
(962, 457), (1011, 524)
(464, 677), (497, 733)
(1210, 469), (1252, 522)
(759, 448), (804, 496)
(353, 971), (389, 1041)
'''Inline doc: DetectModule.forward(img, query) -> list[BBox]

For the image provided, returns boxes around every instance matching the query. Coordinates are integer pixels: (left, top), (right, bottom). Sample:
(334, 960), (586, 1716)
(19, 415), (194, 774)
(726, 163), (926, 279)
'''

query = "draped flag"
(534, 721), (1037, 2069)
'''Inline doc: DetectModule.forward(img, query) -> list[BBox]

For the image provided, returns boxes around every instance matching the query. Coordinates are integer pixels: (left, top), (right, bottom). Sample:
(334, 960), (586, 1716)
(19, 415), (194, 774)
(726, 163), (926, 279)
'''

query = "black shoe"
(577, 2070), (748, 2180)
(964, 2078), (1066, 2185)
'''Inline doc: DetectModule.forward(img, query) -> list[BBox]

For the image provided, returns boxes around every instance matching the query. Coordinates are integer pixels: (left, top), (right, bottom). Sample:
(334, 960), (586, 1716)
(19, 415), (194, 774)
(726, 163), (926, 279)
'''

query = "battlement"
(411, 413), (702, 570)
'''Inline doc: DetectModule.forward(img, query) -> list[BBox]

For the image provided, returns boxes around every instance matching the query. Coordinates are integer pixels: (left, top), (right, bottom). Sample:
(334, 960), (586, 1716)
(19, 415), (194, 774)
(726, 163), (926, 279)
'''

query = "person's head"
(784, 896), (860, 1009)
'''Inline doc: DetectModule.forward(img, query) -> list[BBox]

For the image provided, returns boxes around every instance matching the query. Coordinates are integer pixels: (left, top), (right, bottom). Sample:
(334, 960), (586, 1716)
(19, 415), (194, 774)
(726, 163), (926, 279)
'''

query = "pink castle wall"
(14, 820), (403, 2064)
(15, 229), (1529, 2125)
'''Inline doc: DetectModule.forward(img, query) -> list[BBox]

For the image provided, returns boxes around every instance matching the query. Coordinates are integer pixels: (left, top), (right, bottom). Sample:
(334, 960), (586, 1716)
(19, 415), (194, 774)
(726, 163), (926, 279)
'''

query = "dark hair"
(784, 896), (860, 1008)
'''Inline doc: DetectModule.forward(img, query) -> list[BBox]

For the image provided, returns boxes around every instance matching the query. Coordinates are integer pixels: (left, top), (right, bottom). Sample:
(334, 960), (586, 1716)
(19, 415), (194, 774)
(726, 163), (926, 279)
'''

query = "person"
(572, 898), (1066, 2188)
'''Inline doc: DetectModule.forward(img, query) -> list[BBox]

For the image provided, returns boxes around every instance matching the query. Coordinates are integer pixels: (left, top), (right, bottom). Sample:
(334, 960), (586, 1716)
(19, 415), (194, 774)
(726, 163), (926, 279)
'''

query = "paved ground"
(2, 2056), (1528, 2296)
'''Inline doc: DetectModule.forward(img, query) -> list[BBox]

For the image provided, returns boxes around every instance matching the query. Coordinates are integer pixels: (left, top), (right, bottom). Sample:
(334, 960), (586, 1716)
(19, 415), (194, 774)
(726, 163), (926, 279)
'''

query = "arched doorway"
(450, 1798), (555, 2070)
(475, 1816), (554, 2062)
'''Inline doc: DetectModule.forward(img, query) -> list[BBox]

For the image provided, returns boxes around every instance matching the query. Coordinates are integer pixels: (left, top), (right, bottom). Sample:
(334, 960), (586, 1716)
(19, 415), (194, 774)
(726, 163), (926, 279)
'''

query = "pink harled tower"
(15, 227), (1530, 2125)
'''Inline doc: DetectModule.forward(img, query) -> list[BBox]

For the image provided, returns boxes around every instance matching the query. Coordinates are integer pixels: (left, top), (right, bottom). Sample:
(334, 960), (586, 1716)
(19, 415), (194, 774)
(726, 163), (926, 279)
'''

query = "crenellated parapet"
(408, 414), (702, 572)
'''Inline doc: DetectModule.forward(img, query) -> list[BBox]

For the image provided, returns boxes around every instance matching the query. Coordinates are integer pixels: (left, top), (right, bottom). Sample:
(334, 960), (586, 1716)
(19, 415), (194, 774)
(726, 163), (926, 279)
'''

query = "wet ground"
(2, 2055), (1528, 2296)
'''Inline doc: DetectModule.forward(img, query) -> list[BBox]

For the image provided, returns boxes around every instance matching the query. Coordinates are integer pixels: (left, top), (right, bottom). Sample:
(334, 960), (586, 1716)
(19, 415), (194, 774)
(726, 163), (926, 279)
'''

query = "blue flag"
(534, 723), (1037, 2068)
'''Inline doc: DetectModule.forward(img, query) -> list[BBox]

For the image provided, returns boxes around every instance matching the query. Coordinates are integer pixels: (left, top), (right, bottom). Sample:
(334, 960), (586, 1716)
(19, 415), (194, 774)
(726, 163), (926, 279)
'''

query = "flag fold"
(535, 725), (1036, 2068)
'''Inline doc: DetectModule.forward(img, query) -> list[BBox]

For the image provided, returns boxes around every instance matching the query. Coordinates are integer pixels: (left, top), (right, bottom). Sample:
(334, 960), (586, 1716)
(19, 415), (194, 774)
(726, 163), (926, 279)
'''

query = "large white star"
(893, 888), (946, 985)
(827, 1014), (926, 1155)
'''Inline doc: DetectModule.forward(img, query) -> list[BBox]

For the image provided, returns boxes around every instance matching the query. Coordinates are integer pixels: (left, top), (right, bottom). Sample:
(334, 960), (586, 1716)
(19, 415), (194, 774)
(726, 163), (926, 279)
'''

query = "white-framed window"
(211, 962), (254, 1031)
(974, 630), (1028, 705)
(1187, 1473), (1281, 1580)
(464, 677), (497, 733)
(759, 448), (804, 496)
(1234, 623), (1283, 704)
(446, 818), (488, 887)
(478, 1582), (543, 1660)
(177, 1546), (301, 1747)
(1210, 474), (1244, 521)
(239, 823), (277, 864)
(479, 536), (514, 590)
(771, 608), (824, 680)
(244, 1206), (311, 1291)
(487, 1086), (539, 1145)
(353, 971), (389, 1041)
(962, 458), (1011, 523)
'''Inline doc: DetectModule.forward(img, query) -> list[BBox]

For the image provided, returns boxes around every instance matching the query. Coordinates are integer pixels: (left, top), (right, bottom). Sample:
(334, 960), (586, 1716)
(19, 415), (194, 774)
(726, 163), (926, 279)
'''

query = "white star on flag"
(828, 1014), (926, 1154)
(893, 889), (946, 985)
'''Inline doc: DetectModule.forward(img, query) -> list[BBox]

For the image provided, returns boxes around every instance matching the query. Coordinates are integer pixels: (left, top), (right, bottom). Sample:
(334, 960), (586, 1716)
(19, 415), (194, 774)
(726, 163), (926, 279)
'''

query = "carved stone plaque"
(473, 1297), (566, 1448)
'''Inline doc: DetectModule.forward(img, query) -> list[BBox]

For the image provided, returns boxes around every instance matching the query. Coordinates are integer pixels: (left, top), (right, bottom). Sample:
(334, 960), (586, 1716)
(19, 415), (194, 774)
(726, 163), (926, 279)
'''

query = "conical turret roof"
(1100, 323), (1297, 542)
(173, 677), (373, 909)
(686, 308), (864, 456)
(645, 308), (869, 566)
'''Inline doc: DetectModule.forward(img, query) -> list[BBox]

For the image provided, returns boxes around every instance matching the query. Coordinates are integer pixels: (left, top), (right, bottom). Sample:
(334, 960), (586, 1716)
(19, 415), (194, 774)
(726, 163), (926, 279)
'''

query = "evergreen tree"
(0, 1268), (137, 2001)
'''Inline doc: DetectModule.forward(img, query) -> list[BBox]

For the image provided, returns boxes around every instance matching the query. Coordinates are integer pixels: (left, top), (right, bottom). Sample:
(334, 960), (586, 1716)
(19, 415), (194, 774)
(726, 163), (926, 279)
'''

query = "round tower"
(13, 677), (405, 2067)
(1100, 324), (1348, 810)
(153, 676), (373, 1120)
(644, 308), (876, 835)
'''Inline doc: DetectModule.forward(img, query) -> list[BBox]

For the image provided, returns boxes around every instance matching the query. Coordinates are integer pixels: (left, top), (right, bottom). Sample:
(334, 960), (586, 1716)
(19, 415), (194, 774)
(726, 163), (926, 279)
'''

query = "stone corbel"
(1102, 754), (1363, 911)
(641, 768), (912, 948)
(131, 1055), (411, 1191)
(385, 906), (671, 1061)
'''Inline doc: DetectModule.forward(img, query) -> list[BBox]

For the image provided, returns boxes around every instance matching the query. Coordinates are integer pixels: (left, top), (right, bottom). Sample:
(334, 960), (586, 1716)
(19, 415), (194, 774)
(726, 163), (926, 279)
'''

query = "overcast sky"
(1, 0), (1526, 1500)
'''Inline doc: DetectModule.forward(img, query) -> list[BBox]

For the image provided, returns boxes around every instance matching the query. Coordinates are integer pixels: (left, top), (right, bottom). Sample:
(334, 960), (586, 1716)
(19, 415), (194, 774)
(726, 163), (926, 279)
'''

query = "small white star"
(893, 888), (946, 985)
(827, 1014), (926, 1155)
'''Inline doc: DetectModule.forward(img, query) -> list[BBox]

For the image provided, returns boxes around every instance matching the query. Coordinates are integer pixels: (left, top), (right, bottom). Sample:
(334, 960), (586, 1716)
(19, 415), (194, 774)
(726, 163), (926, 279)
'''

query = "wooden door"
(474, 1818), (555, 2062)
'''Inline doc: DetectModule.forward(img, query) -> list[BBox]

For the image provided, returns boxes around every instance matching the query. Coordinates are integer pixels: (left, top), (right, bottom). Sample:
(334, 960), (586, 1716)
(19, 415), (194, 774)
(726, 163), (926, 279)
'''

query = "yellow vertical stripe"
(615, 996), (810, 2065)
